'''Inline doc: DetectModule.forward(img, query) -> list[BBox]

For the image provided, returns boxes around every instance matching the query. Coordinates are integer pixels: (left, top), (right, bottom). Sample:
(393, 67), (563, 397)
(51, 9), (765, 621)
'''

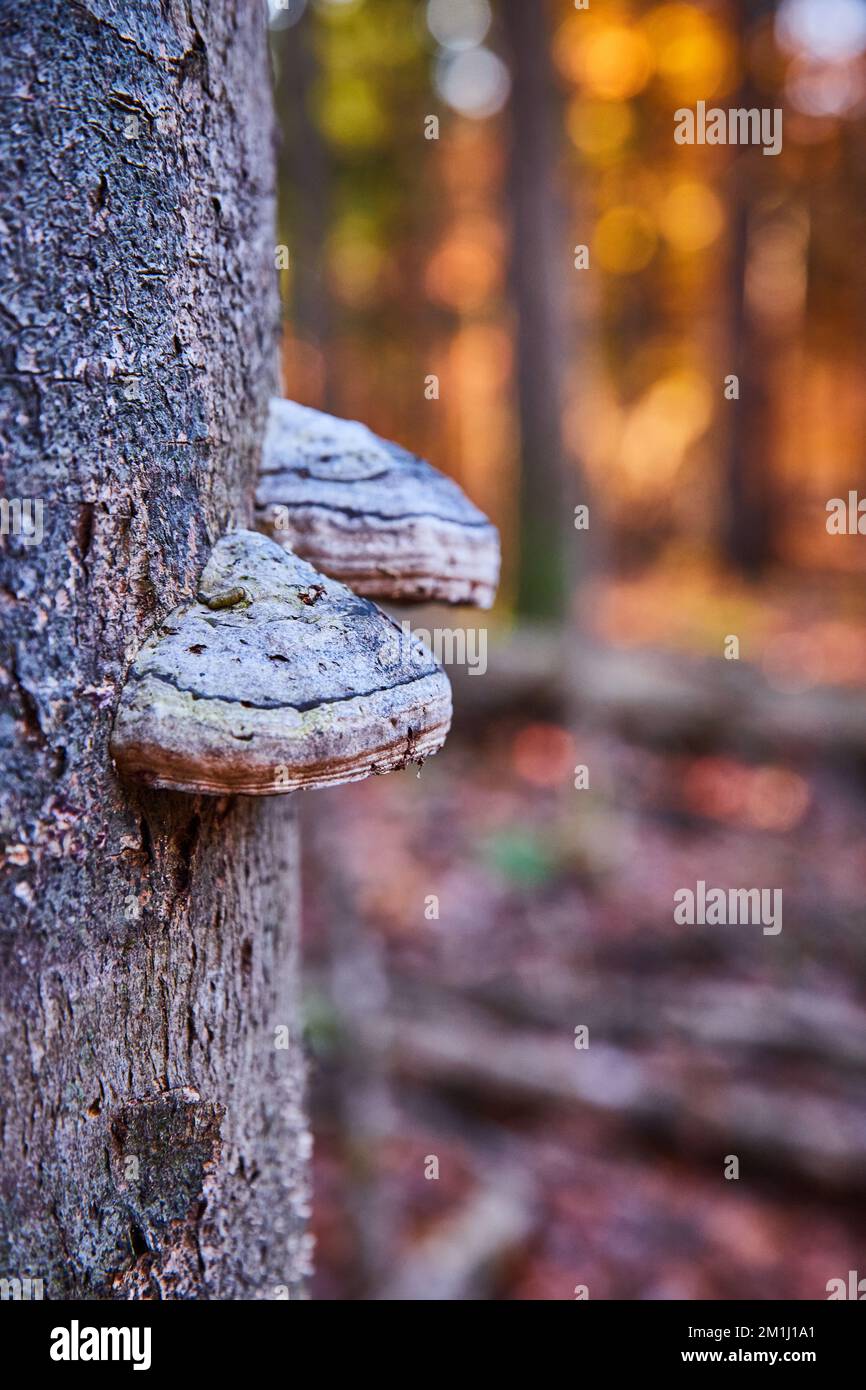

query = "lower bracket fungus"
(110, 530), (452, 795)
(255, 398), (501, 608)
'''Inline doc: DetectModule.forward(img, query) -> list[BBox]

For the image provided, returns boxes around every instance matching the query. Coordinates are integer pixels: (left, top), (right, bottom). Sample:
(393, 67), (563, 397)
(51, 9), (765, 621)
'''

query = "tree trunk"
(272, 6), (334, 410)
(501, 0), (577, 622)
(0, 0), (309, 1299)
(722, 0), (779, 576)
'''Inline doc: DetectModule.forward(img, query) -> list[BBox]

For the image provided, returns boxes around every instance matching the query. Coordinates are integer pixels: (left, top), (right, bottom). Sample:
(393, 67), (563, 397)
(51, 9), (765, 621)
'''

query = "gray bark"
(0, 0), (309, 1298)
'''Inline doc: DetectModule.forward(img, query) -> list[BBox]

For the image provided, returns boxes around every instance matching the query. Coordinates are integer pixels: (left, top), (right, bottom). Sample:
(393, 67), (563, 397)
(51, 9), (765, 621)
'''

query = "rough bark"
(0, 0), (309, 1298)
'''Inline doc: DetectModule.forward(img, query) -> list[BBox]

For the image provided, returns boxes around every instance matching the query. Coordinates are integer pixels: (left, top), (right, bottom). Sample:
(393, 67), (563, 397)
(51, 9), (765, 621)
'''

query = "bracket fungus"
(110, 530), (452, 795)
(255, 398), (500, 608)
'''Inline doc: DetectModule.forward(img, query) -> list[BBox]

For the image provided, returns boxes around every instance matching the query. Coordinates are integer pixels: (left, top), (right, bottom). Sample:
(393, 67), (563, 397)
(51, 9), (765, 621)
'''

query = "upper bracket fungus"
(110, 530), (452, 795)
(255, 398), (500, 608)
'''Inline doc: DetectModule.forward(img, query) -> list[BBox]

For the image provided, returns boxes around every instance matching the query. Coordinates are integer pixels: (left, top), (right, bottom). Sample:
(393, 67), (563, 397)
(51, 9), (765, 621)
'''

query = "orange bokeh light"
(512, 723), (578, 788)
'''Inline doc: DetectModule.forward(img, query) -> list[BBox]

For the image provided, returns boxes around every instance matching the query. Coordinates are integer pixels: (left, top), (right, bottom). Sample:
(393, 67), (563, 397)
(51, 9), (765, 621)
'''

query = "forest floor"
(301, 636), (866, 1300)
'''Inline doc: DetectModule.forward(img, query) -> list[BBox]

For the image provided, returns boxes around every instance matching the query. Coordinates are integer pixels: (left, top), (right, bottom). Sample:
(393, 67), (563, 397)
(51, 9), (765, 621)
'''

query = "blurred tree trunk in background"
(501, 0), (578, 621)
(723, 0), (780, 575)
(0, 0), (308, 1298)
(272, 6), (334, 410)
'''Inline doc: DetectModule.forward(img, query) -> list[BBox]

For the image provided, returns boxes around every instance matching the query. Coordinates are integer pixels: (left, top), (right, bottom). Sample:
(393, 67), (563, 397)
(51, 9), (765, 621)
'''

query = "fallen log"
(449, 629), (866, 757)
(376, 1178), (535, 1302)
(365, 998), (866, 1192)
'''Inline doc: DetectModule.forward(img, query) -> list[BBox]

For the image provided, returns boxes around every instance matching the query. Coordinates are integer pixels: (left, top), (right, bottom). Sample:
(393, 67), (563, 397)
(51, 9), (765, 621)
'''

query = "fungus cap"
(255, 398), (500, 608)
(110, 529), (452, 795)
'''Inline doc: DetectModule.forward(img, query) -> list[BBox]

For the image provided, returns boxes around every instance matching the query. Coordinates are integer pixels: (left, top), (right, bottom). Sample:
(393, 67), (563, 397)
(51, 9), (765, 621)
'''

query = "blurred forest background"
(269, 0), (866, 1299)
